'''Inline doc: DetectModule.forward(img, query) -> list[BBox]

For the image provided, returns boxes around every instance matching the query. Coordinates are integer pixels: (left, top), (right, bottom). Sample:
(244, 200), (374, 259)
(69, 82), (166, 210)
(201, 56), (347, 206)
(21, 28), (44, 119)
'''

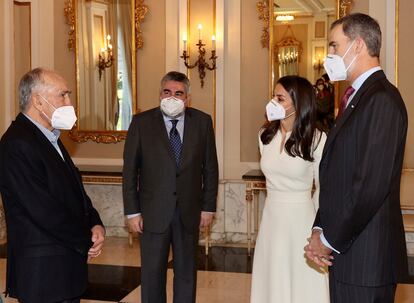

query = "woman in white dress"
(250, 76), (329, 303)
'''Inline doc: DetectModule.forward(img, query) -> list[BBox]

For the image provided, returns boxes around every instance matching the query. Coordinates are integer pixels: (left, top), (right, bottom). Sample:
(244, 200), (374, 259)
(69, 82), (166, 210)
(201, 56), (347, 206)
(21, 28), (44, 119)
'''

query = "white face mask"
(323, 40), (358, 81)
(39, 94), (77, 130)
(266, 99), (294, 121)
(160, 96), (185, 117)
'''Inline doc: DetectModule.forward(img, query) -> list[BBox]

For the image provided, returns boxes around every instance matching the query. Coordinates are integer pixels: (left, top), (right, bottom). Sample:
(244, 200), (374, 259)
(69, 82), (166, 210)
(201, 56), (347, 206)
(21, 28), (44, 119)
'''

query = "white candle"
(197, 24), (202, 40)
(183, 37), (187, 51)
(212, 35), (216, 49)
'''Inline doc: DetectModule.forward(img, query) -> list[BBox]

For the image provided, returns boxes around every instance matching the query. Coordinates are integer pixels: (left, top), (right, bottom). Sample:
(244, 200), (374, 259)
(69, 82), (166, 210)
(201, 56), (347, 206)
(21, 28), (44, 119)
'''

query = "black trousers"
(19, 298), (80, 303)
(330, 271), (396, 303)
(140, 208), (199, 303)
(57, 299), (80, 303)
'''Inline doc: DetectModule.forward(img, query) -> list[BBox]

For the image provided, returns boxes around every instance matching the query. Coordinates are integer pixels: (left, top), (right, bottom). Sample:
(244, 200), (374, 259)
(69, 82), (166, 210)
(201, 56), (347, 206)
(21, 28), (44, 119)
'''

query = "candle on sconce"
(197, 24), (203, 40)
(212, 35), (216, 50)
(183, 36), (187, 50)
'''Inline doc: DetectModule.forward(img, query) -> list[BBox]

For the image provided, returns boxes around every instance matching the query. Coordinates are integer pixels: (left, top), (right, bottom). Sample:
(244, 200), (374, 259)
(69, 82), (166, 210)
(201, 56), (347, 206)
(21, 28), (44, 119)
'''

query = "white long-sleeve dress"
(250, 130), (329, 303)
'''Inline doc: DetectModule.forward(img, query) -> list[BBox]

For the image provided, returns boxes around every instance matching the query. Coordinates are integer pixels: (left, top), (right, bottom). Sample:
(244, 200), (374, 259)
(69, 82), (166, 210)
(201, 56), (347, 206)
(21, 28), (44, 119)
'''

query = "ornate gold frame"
(64, 0), (149, 143)
(65, 0), (148, 51)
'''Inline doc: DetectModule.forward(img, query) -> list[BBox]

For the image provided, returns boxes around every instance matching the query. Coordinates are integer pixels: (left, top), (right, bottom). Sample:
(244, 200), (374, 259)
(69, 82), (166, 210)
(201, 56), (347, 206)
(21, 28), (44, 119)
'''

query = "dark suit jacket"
(0, 113), (103, 303)
(314, 70), (408, 286)
(123, 107), (218, 234)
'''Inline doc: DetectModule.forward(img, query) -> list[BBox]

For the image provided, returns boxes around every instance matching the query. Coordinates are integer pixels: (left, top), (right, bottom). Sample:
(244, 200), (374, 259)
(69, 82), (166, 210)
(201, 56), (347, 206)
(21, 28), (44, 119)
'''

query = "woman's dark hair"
(260, 76), (320, 162)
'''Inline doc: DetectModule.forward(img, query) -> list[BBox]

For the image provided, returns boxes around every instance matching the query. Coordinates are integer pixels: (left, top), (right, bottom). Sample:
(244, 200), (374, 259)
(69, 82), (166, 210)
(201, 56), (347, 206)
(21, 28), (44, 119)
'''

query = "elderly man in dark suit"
(305, 13), (408, 303)
(123, 71), (219, 303)
(0, 68), (105, 303)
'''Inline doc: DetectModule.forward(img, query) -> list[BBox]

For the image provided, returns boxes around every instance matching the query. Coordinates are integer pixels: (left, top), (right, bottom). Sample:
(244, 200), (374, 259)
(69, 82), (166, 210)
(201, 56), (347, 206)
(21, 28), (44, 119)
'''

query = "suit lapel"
(17, 114), (84, 203)
(322, 70), (386, 158)
(58, 141), (88, 211)
(180, 109), (197, 170)
(17, 114), (70, 168)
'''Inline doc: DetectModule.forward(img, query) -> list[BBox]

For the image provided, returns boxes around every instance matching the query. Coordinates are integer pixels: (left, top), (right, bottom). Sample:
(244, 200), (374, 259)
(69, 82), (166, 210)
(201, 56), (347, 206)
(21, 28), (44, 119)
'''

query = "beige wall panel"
(240, 0), (269, 162)
(399, 0), (414, 168)
(187, 0), (215, 117)
(137, 0), (166, 112)
(14, 3), (31, 116)
(351, 0), (369, 13)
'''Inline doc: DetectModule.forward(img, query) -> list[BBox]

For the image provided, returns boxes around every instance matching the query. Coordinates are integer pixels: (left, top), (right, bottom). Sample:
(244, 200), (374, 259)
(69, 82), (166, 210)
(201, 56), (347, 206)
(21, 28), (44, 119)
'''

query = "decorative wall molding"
(68, 130), (127, 143)
(135, 0), (149, 49)
(256, 0), (270, 49)
(64, 0), (75, 51)
(338, 0), (354, 18)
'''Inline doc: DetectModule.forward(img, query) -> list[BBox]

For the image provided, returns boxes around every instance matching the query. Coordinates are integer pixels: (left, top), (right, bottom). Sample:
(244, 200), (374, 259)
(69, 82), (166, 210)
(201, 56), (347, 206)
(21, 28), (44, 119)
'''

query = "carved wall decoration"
(64, 0), (76, 51)
(338, 0), (354, 18)
(135, 0), (149, 49)
(256, 0), (270, 49)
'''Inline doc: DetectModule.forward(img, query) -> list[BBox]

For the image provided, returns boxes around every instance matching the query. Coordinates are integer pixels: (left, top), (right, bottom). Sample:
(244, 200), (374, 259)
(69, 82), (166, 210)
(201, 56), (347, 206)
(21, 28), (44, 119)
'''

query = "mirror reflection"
(271, 0), (336, 131)
(76, 0), (135, 131)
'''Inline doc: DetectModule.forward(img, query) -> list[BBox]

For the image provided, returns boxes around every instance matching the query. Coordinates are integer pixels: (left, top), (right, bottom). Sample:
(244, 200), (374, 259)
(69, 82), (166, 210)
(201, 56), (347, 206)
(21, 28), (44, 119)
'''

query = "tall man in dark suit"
(305, 13), (408, 302)
(0, 68), (105, 303)
(123, 71), (219, 303)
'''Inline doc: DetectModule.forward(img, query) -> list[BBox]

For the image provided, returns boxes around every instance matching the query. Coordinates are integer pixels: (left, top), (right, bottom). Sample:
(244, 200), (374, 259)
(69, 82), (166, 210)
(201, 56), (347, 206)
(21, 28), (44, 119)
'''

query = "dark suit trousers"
(140, 208), (199, 303)
(330, 270), (396, 303)
(55, 298), (80, 303)
(19, 298), (80, 303)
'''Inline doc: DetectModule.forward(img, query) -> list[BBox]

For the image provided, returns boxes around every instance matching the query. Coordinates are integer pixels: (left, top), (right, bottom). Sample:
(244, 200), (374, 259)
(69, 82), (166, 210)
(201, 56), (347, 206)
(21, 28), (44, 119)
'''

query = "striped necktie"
(169, 119), (182, 166)
(337, 86), (355, 118)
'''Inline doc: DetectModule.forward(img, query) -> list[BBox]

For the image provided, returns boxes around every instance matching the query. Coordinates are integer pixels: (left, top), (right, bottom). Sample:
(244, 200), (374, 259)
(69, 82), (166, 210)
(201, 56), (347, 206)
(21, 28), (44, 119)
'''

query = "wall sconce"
(180, 24), (217, 88)
(313, 55), (324, 74)
(98, 35), (114, 81)
(278, 50), (298, 65)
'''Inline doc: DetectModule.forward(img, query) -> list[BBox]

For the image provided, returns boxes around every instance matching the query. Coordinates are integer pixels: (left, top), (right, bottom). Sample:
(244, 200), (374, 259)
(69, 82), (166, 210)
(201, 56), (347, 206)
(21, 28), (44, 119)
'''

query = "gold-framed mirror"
(64, 0), (148, 143)
(257, 0), (353, 129)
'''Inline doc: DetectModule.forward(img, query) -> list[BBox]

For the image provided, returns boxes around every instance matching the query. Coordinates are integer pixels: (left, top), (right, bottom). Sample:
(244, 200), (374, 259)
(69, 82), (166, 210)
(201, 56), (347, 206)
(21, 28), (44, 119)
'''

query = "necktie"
(337, 86), (355, 118)
(169, 120), (182, 166)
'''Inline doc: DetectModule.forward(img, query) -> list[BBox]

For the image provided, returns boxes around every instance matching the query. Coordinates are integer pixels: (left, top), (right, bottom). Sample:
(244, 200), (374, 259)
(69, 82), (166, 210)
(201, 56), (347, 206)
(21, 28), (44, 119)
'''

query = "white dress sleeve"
(312, 131), (327, 211)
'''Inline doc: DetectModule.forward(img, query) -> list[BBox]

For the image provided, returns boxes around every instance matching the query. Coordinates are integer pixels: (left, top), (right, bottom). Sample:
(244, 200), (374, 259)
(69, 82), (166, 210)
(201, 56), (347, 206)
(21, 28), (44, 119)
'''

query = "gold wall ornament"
(64, 0), (75, 51)
(68, 130), (127, 144)
(181, 35), (218, 88)
(338, 0), (353, 18)
(135, 0), (149, 49)
(256, 0), (270, 48)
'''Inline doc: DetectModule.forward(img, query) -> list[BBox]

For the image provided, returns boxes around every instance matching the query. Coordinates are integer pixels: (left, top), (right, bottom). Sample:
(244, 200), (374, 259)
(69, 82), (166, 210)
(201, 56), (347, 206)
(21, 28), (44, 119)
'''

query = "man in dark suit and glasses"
(305, 13), (408, 302)
(123, 71), (219, 303)
(0, 68), (105, 303)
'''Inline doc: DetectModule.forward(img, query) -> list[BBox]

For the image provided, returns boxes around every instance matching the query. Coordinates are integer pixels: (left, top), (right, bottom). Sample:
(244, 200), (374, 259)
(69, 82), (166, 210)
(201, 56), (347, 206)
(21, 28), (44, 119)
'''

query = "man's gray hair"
(18, 67), (47, 112)
(331, 13), (382, 57)
(160, 71), (190, 94)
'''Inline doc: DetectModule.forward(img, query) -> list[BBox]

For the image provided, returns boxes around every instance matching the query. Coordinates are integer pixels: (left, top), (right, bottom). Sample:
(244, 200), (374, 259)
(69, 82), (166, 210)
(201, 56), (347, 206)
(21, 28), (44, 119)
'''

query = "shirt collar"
(351, 66), (382, 92)
(161, 109), (186, 124)
(23, 113), (61, 144)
